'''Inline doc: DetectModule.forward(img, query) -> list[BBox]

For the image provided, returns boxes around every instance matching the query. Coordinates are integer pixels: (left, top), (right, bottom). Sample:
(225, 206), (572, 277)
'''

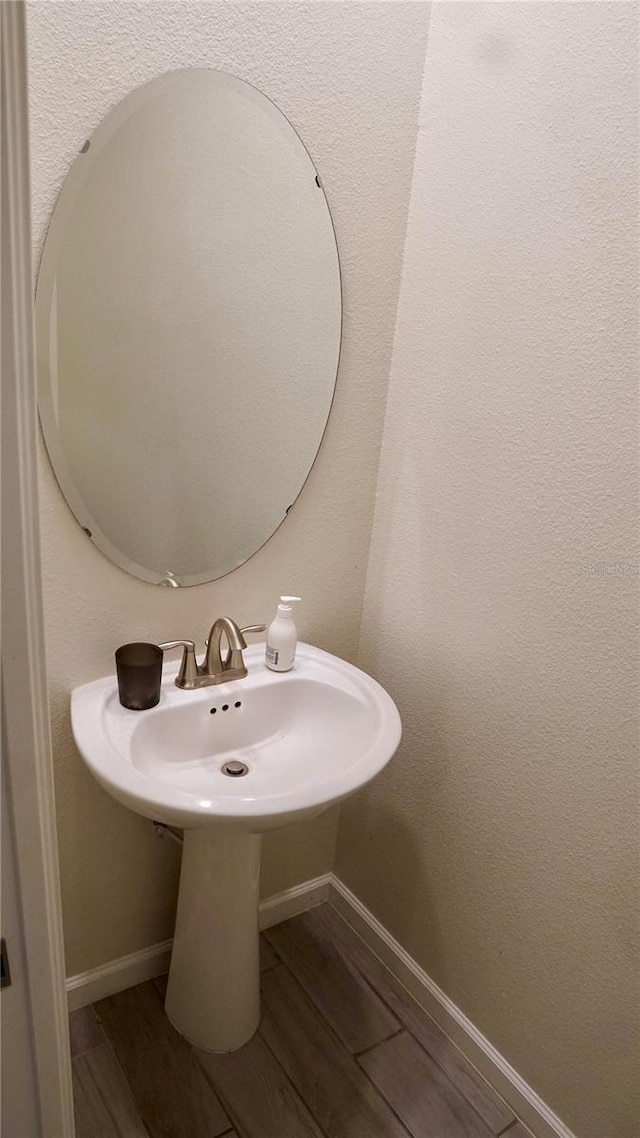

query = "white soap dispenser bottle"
(265, 596), (301, 672)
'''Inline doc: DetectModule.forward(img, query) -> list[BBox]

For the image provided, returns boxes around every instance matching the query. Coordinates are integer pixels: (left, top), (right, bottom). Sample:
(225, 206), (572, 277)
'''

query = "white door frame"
(1, 3), (75, 1132)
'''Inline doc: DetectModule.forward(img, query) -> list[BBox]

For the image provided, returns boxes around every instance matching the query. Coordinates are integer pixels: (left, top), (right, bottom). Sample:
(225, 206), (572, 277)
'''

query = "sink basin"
(71, 642), (400, 832)
(71, 641), (401, 1052)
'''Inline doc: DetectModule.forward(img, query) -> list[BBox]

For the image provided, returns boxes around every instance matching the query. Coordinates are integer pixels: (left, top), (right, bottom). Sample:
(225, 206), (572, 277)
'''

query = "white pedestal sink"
(71, 642), (401, 1052)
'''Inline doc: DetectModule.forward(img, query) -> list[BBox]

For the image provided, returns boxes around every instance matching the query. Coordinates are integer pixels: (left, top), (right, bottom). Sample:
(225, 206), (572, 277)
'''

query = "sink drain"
(221, 760), (249, 778)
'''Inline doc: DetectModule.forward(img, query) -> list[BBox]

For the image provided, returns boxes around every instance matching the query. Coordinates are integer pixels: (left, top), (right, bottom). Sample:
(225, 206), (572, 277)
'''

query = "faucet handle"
(204, 626), (265, 650)
(158, 640), (198, 689)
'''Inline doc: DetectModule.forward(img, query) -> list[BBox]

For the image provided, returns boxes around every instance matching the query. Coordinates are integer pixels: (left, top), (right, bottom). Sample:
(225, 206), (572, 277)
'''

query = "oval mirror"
(36, 69), (341, 586)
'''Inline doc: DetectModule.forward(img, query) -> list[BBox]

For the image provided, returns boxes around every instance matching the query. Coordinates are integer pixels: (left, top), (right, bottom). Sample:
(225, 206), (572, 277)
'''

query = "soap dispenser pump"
(265, 596), (301, 672)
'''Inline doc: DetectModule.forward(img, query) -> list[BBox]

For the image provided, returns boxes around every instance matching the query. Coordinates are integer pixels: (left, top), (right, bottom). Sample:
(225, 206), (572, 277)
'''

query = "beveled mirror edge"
(35, 67), (343, 587)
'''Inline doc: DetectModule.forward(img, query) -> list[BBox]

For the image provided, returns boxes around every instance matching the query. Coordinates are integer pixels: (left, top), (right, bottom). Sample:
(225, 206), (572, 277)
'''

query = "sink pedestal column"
(164, 828), (261, 1053)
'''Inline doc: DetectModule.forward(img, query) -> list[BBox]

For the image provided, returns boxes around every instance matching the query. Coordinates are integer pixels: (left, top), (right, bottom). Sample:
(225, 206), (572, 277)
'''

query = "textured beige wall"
(27, 1), (429, 976)
(335, 4), (639, 1137)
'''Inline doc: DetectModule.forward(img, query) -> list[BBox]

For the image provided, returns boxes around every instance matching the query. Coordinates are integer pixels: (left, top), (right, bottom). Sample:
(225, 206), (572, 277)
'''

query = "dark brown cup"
(115, 642), (163, 710)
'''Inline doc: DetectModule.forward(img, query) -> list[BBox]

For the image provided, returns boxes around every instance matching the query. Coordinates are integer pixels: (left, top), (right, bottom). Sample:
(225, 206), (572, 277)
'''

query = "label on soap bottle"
(266, 645), (279, 666)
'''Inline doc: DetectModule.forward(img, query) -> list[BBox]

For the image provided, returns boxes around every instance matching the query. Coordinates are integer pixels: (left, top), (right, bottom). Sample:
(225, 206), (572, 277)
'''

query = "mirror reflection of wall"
(36, 69), (341, 586)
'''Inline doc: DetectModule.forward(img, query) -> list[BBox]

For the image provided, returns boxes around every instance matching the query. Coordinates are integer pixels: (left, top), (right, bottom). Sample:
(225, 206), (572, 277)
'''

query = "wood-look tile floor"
(70, 903), (533, 1138)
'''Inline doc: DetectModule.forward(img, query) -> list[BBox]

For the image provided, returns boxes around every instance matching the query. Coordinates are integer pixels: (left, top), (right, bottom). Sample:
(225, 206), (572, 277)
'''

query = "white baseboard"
(329, 875), (576, 1138)
(66, 940), (174, 1012)
(66, 869), (574, 1138)
(66, 873), (332, 1012)
(258, 872), (332, 929)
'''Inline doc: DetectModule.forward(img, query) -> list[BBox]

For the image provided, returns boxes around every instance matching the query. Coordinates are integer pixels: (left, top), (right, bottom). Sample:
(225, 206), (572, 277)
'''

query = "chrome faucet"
(159, 618), (265, 690)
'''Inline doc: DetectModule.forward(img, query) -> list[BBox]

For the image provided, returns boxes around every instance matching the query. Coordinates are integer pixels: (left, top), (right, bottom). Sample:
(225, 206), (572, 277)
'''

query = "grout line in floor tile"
(194, 1019), (316, 1138)
(261, 954), (411, 1136)
(254, 1023), (330, 1138)
(94, 990), (233, 1138)
(355, 990), (507, 1138)
(353, 1026), (405, 1059)
(319, 905), (426, 1030)
(143, 986), (237, 1137)
(496, 1123), (518, 1137)
(257, 970), (349, 1137)
(261, 960), (414, 1138)
(264, 929), (404, 1062)
(87, 1005), (153, 1138)
(191, 1050), (248, 1138)
(354, 1046), (421, 1138)
(261, 930), (284, 962)
(269, 955), (388, 1065)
